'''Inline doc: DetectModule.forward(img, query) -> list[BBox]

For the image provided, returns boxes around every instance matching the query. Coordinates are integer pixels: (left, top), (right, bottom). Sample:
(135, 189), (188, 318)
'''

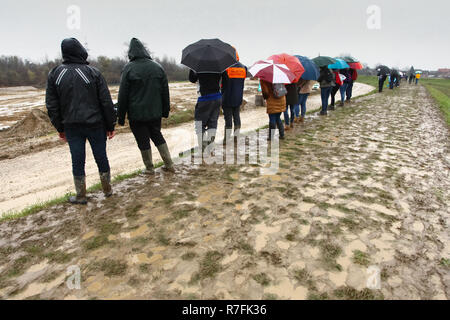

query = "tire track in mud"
(0, 84), (448, 300)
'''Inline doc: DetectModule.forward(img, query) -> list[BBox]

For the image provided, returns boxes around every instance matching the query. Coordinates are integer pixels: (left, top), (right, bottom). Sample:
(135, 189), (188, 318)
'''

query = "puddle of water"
(264, 277), (307, 299)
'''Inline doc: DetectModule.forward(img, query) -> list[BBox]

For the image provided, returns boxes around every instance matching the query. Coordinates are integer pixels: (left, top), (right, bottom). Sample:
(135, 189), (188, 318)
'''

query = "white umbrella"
(249, 60), (296, 84)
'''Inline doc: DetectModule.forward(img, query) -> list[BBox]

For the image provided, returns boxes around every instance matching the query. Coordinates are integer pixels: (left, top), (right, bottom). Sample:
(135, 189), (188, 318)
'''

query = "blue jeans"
(339, 83), (348, 102)
(298, 93), (309, 117)
(346, 81), (353, 100)
(283, 105), (295, 125)
(268, 113), (284, 138)
(269, 113), (282, 126)
(65, 126), (110, 177)
(320, 87), (332, 112)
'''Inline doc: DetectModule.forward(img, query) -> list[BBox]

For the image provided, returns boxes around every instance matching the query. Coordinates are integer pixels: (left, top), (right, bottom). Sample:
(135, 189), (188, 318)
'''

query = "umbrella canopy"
(312, 56), (336, 67)
(328, 58), (349, 69)
(294, 55), (319, 80)
(267, 53), (305, 82)
(377, 65), (390, 75)
(181, 38), (237, 73)
(341, 56), (358, 63)
(249, 60), (296, 84)
(348, 62), (363, 70)
(415, 70), (423, 74)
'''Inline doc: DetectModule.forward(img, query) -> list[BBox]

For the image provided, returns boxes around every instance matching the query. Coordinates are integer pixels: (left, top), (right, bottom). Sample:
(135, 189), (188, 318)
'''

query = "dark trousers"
(346, 81), (353, 100)
(320, 87), (332, 112)
(195, 98), (221, 135)
(283, 105), (295, 125)
(331, 85), (340, 106)
(222, 106), (241, 129)
(65, 126), (110, 177)
(268, 113), (284, 138)
(129, 119), (166, 151)
(378, 76), (386, 92)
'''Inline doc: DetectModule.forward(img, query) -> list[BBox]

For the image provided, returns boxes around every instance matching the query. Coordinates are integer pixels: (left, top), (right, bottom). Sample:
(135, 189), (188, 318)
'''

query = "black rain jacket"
(46, 38), (115, 132)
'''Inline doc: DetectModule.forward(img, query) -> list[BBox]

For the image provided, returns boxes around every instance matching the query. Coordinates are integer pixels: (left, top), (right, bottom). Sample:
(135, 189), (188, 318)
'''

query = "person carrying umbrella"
(283, 81), (299, 131)
(182, 39), (237, 152)
(221, 49), (247, 143)
(293, 55), (319, 122)
(345, 68), (358, 103)
(330, 69), (343, 109)
(260, 80), (286, 140)
(46, 38), (116, 204)
(117, 38), (174, 174)
(317, 66), (335, 115)
(415, 72), (421, 85)
(408, 66), (415, 84)
(339, 68), (351, 106)
(377, 65), (389, 92)
(296, 78), (314, 122)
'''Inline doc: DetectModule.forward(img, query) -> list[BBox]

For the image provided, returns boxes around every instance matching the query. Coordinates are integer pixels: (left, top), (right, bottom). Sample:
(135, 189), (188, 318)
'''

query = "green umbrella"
(312, 56), (336, 67)
(341, 56), (358, 63)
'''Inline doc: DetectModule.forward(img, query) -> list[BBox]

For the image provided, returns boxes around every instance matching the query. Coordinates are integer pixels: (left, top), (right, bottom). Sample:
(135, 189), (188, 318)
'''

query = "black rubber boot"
(69, 176), (87, 204)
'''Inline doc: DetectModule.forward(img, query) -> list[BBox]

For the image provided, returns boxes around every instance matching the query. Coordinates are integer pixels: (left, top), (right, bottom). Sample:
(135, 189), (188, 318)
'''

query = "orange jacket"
(260, 80), (286, 114)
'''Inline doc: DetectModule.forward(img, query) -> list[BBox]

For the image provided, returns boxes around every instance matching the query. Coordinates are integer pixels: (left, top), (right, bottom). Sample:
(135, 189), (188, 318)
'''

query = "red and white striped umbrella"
(249, 59), (296, 84)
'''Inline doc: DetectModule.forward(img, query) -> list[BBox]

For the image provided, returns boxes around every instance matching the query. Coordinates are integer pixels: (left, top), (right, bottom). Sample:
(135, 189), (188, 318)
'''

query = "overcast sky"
(0, 0), (449, 70)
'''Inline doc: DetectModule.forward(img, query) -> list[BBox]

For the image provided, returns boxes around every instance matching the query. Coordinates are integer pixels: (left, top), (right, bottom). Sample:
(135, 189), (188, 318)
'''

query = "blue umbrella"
(294, 55), (319, 80)
(328, 58), (349, 69)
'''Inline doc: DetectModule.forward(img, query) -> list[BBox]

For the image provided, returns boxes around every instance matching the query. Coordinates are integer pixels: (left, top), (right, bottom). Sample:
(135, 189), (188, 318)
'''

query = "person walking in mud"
(408, 66), (415, 84)
(283, 81), (299, 131)
(295, 79), (314, 122)
(189, 68), (223, 151)
(117, 38), (174, 174)
(329, 69), (342, 110)
(377, 69), (388, 93)
(46, 38), (116, 204)
(221, 52), (247, 143)
(346, 67), (357, 103)
(260, 80), (285, 140)
(317, 66), (334, 115)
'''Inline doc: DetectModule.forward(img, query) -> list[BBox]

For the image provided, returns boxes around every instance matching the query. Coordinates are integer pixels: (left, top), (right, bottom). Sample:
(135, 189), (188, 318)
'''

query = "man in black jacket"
(221, 60), (247, 142)
(46, 38), (116, 204)
(118, 38), (174, 174)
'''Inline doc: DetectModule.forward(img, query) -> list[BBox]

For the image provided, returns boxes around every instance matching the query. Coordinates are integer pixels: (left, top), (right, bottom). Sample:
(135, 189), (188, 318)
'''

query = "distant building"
(436, 68), (450, 78)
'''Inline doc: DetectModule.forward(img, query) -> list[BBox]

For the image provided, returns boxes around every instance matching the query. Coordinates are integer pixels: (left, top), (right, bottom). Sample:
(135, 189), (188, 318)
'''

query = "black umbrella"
(377, 65), (390, 75)
(181, 39), (237, 73)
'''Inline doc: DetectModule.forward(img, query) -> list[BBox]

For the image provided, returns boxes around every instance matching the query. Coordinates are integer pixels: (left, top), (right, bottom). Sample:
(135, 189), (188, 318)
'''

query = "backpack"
(272, 83), (287, 98)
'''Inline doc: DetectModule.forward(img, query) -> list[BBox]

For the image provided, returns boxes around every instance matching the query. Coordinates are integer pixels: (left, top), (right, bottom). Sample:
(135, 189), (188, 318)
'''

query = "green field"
(422, 78), (450, 126)
(356, 75), (378, 88)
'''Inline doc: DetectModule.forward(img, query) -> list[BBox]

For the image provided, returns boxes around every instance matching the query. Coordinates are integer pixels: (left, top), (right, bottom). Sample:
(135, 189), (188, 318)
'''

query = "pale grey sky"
(0, 0), (449, 70)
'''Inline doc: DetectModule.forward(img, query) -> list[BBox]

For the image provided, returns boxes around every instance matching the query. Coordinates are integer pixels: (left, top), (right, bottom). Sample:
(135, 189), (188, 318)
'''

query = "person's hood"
(128, 38), (151, 61)
(61, 38), (89, 64)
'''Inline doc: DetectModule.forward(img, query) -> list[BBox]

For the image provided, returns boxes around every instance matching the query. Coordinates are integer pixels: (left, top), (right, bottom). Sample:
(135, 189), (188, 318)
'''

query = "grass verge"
(422, 78), (450, 126)
(0, 162), (164, 223)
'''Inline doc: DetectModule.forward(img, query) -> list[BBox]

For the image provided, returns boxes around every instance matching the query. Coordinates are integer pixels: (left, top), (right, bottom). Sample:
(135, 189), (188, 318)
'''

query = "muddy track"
(0, 83), (373, 215)
(0, 84), (448, 300)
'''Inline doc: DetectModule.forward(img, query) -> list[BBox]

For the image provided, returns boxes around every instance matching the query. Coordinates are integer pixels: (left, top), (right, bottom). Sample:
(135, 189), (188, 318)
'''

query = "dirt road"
(0, 84), (448, 300)
(0, 83), (374, 215)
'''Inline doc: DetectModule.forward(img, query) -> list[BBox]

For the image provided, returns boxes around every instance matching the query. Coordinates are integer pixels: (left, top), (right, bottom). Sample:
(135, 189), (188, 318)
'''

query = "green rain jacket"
(117, 38), (170, 125)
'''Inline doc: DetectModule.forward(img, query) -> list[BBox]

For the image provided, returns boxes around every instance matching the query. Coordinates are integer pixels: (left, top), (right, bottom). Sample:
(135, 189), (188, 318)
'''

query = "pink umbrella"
(249, 60), (296, 84)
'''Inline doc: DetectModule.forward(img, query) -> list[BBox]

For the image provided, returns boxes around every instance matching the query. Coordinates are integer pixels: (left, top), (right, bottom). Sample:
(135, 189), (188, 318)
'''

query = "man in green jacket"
(118, 38), (174, 173)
